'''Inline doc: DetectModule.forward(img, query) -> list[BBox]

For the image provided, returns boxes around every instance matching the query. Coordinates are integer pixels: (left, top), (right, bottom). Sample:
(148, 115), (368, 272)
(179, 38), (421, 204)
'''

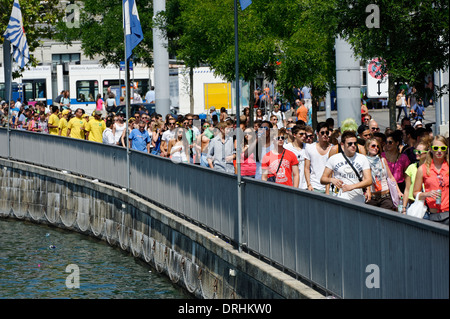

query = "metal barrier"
(0, 127), (448, 299)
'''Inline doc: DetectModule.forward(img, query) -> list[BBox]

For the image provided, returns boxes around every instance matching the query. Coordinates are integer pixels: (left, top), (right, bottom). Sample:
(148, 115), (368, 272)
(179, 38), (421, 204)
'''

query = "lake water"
(0, 218), (191, 299)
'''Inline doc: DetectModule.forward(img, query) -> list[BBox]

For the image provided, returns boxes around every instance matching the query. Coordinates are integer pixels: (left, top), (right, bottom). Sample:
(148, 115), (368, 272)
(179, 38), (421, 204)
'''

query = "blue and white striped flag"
(240, 0), (252, 10)
(123, 0), (144, 61)
(3, 0), (30, 68)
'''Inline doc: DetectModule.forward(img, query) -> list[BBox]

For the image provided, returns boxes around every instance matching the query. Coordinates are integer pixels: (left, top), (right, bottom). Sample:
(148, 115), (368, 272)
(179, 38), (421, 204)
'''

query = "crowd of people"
(0, 94), (448, 226)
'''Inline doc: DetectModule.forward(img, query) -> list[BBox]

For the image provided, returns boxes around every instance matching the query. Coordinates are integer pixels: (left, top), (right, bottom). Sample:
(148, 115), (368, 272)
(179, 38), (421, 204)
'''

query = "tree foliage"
(1, 0), (64, 68)
(337, 0), (449, 81)
(336, 0), (449, 128)
(55, 0), (154, 67)
(161, 0), (336, 98)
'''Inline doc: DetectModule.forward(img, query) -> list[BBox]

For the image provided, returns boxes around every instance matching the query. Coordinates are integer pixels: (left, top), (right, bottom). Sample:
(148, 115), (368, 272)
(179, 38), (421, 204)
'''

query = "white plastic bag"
(406, 193), (427, 219)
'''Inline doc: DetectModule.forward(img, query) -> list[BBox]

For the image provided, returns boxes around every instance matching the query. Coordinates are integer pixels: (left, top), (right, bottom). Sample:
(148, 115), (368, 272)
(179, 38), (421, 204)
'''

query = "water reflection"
(0, 218), (191, 299)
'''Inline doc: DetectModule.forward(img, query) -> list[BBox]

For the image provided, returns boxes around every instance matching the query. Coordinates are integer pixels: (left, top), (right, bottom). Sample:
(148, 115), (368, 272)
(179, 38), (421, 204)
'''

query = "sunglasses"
(168, 123), (176, 126)
(437, 174), (445, 187)
(203, 125), (210, 128)
(297, 132), (306, 136)
(276, 136), (285, 141)
(347, 142), (357, 147)
(371, 127), (380, 131)
(432, 145), (448, 152)
(320, 131), (330, 136)
(306, 134), (314, 139)
(413, 150), (428, 155)
(370, 144), (380, 149)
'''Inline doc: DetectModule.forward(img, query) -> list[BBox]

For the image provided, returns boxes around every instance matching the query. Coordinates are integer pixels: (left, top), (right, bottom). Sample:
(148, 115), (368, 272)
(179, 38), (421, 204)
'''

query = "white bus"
(67, 64), (154, 114)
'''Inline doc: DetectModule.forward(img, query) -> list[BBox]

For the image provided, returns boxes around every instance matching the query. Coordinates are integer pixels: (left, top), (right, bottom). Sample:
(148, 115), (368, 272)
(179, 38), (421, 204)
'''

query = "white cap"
(414, 121), (423, 128)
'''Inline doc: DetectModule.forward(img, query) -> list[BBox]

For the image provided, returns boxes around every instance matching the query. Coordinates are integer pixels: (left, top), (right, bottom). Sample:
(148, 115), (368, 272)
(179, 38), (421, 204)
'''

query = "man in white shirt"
(15, 98), (22, 109)
(301, 86), (312, 110)
(145, 86), (155, 103)
(320, 130), (372, 203)
(102, 119), (116, 145)
(270, 103), (285, 129)
(304, 122), (333, 193)
(284, 124), (308, 189)
(133, 90), (143, 103)
(161, 117), (177, 157)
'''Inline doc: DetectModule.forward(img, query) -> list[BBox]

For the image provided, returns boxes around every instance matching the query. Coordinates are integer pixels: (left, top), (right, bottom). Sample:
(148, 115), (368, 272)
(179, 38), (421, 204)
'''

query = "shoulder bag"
(382, 158), (400, 207)
(267, 150), (285, 183)
(340, 150), (366, 192)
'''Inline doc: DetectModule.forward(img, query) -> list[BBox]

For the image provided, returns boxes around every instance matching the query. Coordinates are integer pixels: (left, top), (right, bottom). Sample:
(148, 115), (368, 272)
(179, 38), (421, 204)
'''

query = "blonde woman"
(365, 137), (401, 211)
(413, 135), (449, 224)
(401, 138), (431, 214)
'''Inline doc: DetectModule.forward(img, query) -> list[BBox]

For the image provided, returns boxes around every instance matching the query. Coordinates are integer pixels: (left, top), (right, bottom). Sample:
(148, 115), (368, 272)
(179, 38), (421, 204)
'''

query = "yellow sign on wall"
(204, 82), (231, 110)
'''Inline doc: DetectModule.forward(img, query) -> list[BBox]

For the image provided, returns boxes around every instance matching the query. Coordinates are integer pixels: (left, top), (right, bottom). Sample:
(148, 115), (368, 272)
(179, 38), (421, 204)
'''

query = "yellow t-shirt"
(48, 113), (60, 135)
(58, 117), (69, 137)
(67, 117), (87, 139)
(85, 118), (106, 143)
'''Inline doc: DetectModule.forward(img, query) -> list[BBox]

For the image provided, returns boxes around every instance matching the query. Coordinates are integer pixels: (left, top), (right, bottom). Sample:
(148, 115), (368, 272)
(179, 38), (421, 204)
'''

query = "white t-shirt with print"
(325, 152), (370, 203)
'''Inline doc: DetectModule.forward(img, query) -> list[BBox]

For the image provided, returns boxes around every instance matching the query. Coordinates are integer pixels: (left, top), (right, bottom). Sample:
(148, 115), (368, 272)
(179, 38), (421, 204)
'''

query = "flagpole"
(4, 40), (12, 160)
(234, 0), (243, 253)
(123, 1), (130, 193)
(4, 0), (31, 160)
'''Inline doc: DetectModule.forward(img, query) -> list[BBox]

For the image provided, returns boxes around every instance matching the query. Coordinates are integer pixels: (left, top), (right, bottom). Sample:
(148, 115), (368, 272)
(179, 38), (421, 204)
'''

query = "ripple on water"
(0, 218), (191, 299)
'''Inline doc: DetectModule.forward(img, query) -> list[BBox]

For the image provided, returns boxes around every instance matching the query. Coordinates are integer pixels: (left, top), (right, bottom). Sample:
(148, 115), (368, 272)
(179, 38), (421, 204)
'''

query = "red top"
(421, 160), (449, 212)
(262, 149), (299, 186)
(240, 152), (256, 176)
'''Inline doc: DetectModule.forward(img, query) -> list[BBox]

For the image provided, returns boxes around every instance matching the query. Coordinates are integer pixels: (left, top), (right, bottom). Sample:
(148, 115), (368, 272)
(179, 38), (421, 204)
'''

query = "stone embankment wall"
(0, 159), (324, 299)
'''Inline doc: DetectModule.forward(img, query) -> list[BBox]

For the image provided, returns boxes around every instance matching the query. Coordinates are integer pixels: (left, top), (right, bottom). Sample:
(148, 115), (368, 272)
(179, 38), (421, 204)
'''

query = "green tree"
(275, 0), (337, 128)
(336, 0), (449, 128)
(1, 0), (64, 70)
(55, 0), (154, 67)
(162, 0), (337, 126)
(157, 0), (216, 112)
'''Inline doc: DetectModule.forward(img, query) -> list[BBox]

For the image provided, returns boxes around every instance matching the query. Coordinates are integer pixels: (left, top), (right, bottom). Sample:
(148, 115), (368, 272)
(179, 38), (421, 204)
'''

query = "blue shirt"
(129, 128), (150, 152)
(412, 103), (425, 117)
(302, 87), (311, 99)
